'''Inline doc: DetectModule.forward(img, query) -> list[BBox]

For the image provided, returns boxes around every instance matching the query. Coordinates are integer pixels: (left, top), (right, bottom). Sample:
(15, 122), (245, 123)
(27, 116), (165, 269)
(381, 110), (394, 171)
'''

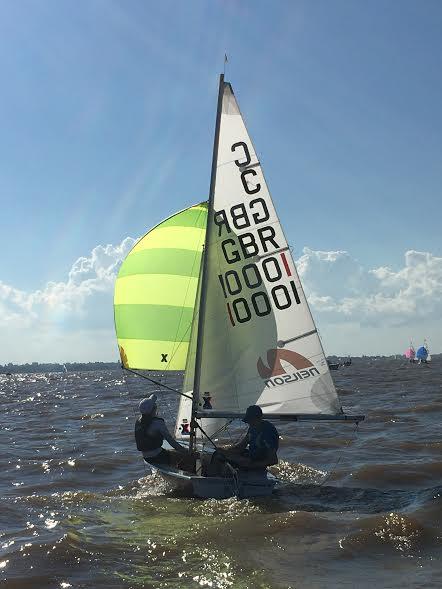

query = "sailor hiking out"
(135, 394), (188, 466)
(207, 405), (279, 475)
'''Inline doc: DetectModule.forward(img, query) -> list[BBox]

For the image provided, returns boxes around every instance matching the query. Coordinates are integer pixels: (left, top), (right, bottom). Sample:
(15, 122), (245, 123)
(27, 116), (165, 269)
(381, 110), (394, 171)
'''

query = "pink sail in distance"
(404, 346), (415, 359)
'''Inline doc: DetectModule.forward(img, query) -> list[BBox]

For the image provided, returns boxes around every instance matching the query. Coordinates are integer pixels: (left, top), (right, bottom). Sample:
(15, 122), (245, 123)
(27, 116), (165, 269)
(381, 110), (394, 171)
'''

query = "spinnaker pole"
(189, 73), (225, 455)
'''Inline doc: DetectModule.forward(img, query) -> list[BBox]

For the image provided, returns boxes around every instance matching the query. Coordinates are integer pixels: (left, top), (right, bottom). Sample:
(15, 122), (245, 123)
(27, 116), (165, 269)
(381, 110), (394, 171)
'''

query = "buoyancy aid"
(248, 421), (279, 461)
(134, 416), (165, 452)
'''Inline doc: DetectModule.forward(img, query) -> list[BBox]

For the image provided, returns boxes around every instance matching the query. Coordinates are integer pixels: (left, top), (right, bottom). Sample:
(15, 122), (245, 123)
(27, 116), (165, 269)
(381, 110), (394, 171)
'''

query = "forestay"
(182, 81), (341, 434)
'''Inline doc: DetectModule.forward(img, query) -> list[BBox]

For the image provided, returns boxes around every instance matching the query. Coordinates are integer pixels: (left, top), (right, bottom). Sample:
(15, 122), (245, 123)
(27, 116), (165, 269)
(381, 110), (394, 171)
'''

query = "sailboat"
(404, 342), (416, 363)
(416, 340), (431, 364)
(114, 74), (364, 499)
(426, 342), (432, 363)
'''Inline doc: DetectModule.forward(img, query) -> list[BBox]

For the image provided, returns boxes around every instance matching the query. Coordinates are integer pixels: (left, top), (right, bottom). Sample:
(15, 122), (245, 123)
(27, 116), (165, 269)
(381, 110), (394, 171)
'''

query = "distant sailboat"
(426, 343), (432, 363)
(416, 340), (430, 364)
(327, 360), (340, 371)
(114, 74), (364, 499)
(404, 342), (416, 363)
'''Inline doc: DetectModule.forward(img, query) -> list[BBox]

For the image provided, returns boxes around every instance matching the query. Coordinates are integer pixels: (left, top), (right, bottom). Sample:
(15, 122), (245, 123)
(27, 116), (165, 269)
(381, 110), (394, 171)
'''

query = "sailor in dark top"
(135, 394), (188, 466)
(209, 405), (279, 473)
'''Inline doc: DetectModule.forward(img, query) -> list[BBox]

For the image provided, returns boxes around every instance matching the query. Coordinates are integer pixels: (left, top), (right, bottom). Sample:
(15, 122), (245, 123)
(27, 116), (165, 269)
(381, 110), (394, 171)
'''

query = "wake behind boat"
(113, 74), (364, 499)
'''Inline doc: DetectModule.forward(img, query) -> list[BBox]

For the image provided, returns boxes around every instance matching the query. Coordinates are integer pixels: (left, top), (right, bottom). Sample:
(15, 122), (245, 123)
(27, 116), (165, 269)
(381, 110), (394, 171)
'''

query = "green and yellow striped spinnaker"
(114, 202), (207, 370)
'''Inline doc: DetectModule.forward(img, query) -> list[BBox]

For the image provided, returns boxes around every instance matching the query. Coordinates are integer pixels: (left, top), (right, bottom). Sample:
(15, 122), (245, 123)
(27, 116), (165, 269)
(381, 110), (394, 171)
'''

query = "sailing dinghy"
(114, 75), (364, 499)
(404, 342), (416, 363)
(416, 340), (431, 364)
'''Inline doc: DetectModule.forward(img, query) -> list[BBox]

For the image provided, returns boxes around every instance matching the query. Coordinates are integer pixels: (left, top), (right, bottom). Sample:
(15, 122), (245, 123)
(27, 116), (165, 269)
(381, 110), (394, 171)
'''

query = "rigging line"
(216, 156), (257, 169)
(157, 373), (176, 426)
(205, 418), (235, 441)
(193, 420), (219, 450)
(163, 322), (192, 369)
(194, 418), (236, 450)
(122, 366), (192, 400)
(121, 367), (148, 476)
(227, 422), (248, 446)
(157, 359), (175, 412)
(317, 421), (360, 487)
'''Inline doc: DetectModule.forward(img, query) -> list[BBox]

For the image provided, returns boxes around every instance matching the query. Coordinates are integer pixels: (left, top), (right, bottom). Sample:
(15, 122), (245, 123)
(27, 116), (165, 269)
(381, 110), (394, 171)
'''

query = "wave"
(394, 440), (442, 454)
(271, 460), (327, 484)
(339, 512), (441, 556)
(349, 461), (442, 488)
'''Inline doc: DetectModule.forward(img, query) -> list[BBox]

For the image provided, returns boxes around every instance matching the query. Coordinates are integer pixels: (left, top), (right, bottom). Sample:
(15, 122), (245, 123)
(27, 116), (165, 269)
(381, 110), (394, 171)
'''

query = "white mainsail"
(425, 339), (431, 362)
(176, 79), (342, 439)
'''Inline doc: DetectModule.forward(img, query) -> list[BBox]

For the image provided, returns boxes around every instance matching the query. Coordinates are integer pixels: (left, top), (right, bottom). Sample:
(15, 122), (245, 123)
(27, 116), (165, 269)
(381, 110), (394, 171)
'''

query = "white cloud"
(29, 237), (136, 318)
(0, 282), (31, 327)
(0, 237), (136, 362)
(1, 241), (441, 362)
(296, 247), (442, 327)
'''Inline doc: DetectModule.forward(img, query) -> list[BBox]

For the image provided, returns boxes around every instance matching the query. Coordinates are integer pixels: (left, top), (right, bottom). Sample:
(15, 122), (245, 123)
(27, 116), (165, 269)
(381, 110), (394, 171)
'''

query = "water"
(1, 358), (441, 588)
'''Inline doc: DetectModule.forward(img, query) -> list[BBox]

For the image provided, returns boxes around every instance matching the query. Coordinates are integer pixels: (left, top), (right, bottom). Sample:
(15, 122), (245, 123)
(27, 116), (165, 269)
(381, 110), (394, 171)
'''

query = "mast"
(189, 73), (225, 454)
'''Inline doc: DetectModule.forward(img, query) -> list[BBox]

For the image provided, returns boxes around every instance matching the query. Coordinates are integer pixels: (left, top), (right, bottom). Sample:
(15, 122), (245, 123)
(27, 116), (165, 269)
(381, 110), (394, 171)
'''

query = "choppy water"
(1, 358), (441, 588)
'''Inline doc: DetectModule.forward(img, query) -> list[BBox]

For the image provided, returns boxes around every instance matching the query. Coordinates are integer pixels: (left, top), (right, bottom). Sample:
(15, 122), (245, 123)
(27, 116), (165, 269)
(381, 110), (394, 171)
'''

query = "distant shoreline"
(0, 362), (121, 374)
(1, 354), (439, 374)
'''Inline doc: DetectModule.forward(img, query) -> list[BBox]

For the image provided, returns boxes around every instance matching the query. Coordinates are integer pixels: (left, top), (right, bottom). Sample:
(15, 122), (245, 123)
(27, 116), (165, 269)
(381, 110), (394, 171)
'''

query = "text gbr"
(214, 141), (301, 326)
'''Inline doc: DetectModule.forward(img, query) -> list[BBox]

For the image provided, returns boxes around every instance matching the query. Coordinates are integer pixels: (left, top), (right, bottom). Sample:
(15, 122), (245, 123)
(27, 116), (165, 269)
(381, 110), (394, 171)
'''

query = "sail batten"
(280, 330), (319, 345)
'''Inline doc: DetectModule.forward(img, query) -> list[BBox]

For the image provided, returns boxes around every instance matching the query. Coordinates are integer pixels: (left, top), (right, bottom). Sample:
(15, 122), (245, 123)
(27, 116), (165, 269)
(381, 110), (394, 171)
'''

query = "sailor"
(209, 405), (279, 473)
(135, 394), (188, 466)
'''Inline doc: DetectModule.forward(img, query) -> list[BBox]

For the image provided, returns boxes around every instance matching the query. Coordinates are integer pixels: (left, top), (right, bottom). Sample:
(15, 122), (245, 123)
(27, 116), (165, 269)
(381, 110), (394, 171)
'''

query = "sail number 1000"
(217, 257), (301, 324)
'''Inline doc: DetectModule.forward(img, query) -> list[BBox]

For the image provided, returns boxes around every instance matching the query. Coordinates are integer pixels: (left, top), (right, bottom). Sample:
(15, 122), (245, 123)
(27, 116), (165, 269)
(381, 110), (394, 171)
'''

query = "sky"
(1, 0), (442, 363)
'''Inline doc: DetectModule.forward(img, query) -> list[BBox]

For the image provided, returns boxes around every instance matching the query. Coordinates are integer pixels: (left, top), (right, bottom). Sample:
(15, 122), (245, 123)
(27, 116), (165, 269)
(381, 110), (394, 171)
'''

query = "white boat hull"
(150, 464), (276, 499)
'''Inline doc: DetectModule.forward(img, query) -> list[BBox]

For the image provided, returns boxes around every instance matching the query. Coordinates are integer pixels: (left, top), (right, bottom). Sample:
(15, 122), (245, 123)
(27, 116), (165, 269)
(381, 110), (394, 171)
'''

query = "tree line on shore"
(1, 353), (439, 375)
(0, 361), (121, 374)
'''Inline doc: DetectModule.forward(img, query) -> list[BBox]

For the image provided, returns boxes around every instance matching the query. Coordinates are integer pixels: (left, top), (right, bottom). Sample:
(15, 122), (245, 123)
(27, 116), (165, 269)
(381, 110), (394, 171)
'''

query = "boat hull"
(150, 464), (276, 499)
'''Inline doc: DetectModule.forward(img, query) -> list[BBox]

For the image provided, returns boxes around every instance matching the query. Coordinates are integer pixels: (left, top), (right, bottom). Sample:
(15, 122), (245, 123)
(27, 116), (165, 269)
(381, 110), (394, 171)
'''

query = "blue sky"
(1, 0), (441, 362)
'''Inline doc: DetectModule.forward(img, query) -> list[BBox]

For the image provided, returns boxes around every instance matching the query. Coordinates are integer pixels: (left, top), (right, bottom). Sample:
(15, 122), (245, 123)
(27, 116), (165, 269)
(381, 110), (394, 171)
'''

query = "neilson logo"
(257, 348), (313, 379)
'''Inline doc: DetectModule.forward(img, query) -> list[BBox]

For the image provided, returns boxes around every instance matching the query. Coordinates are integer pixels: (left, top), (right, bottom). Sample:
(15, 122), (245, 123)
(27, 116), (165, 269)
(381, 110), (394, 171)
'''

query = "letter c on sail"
(257, 348), (314, 379)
